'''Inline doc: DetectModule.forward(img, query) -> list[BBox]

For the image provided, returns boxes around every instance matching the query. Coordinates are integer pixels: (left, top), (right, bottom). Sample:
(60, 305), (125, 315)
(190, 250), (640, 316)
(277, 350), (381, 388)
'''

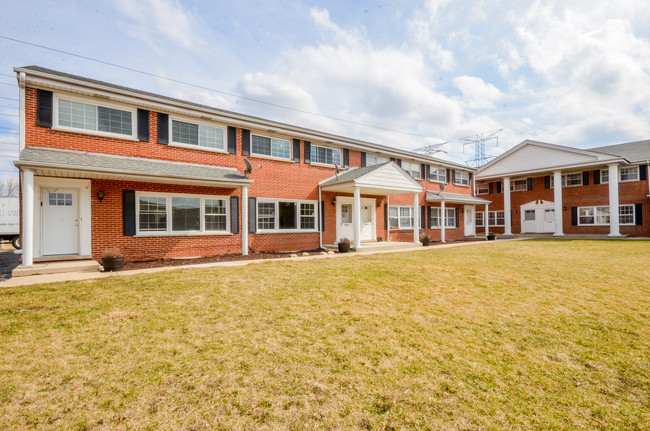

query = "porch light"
(377, 201), (382, 208)
(97, 190), (105, 202)
(331, 197), (336, 206)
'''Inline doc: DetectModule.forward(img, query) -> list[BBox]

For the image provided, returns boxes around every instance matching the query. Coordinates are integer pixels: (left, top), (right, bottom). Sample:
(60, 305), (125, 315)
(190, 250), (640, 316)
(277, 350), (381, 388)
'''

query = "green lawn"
(1, 240), (649, 430)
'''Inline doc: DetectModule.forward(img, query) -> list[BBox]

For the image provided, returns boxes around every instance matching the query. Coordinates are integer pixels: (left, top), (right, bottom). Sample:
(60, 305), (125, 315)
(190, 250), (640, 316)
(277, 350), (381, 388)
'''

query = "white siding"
(357, 164), (421, 192)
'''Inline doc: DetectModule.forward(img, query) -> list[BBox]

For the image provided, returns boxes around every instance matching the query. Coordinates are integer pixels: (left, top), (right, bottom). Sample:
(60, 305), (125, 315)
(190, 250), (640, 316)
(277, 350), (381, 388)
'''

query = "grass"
(1, 239), (649, 430)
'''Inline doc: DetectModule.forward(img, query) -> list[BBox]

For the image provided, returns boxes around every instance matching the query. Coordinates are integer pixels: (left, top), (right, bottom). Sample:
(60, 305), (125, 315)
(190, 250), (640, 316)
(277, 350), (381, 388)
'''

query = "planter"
(420, 238), (431, 246)
(102, 256), (125, 272)
(486, 233), (496, 241)
(338, 242), (351, 253)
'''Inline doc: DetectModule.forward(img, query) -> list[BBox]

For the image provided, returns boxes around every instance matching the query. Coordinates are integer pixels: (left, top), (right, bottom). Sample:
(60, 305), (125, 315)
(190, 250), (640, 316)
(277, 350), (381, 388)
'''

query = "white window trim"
(476, 182), (490, 195)
(53, 93), (138, 141)
(510, 179), (528, 192)
(256, 198), (318, 233)
(453, 171), (471, 187)
(310, 144), (343, 168)
(366, 154), (390, 167)
(600, 169), (609, 184)
(401, 160), (422, 180)
(429, 167), (447, 184)
(577, 204), (635, 226)
(250, 133), (293, 162)
(488, 210), (505, 227)
(389, 205), (415, 229)
(550, 172), (583, 188)
(429, 206), (457, 229)
(619, 166), (639, 182)
(135, 191), (231, 236)
(475, 212), (484, 226)
(169, 115), (228, 154)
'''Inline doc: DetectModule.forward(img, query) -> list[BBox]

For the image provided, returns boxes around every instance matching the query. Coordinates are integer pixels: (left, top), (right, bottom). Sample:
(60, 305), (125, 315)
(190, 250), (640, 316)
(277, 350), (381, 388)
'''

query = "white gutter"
(18, 72), (25, 152)
(476, 158), (629, 180)
(318, 186), (323, 249)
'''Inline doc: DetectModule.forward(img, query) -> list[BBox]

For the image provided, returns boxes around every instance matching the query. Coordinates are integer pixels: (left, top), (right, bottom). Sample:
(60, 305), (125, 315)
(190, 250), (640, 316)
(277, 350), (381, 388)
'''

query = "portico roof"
(319, 162), (423, 195)
(15, 147), (252, 188)
(426, 191), (491, 205)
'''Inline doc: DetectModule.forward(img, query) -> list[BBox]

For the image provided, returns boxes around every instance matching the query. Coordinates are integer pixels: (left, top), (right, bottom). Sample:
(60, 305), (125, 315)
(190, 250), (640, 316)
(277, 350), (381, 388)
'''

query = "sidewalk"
(0, 238), (528, 288)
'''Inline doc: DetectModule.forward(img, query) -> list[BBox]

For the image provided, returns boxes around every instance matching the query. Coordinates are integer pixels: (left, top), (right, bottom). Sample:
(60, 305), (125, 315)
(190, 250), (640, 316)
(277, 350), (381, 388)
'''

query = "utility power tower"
(413, 142), (448, 157)
(460, 128), (502, 167)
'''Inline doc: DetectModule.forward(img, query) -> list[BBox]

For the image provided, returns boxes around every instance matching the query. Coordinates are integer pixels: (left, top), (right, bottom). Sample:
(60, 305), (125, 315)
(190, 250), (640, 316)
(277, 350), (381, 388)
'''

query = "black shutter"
(227, 126), (237, 154)
(446, 169), (450, 184)
(122, 190), (136, 236)
(420, 205), (426, 229)
(241, 129), (251, 156)
(571, 207), (578, 226)
(640, 165), (648, 181)
(343, 149), (349, 167)
(36, 89), (53, 128)
(396, 159), (402, 167)
(321, 201), (325, 232)
(544, 175), (551, 189)
(469, 173), (473, 184)
(137, 109), (149, 142)
(384, 203), (388, 229)
(455, 208), (459, 228)
(420, 164), (426, 180)
(157, 113), (168, 144)
(635, 203), (643, 225)
(425, 164), (430, 181)
(304, 141), (311, 164)
(593, 170), (601, 185)
(361, 152), (366, 167)
(582, 171), (589, 186)
(230, 197), (239, 234)
(496, 181), (502, 194)
(248, 197), (257, 233)
(293, 139), (301, 163)
(488, 182), (494, 194)
(527, 178), (533, 191)
(427, 206), (432, 229)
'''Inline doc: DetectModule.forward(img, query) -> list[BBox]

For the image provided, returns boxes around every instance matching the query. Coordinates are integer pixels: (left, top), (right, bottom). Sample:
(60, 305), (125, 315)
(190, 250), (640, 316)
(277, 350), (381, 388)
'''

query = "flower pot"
(102, 256), (125, 271)
(486, 233), (496, 241)
(420, 238), (431, 246)
(338, 243), (351, 253)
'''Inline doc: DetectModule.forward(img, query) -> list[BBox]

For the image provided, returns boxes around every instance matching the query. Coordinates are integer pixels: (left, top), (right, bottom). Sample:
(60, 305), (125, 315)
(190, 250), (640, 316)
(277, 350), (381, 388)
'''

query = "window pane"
(59, 99), (96, 131)
(524, 210), (535, 221)
(341, 204), (352, 223)
(199, 125), (224, 150)
(172, 197), (200, 231)
(430, 208), (440, 227)
(619, 205), (634, 224)
(300, 203), (315, 229)
(271, 138), (291, 159)
(278, 201), (296, 229)
(205, 199), (227, 231)
(601, 170), (609, 183)
(252, 135), (271, 156)
(399, 207), (413, 228)
(389, 206), (399, 228)
(172, 120), (199, 146)
(258, 202), (275, 230)
(620, 167), (638, 181)
(139, 196), (167, 231)
(98, 106), (132, 135)
(579, 207), (595, 225)
(445, 208), (455, 227)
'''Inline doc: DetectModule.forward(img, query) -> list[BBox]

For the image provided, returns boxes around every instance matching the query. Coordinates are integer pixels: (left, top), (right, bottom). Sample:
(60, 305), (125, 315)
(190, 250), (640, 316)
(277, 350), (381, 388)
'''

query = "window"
(550, 173), (582, 188)
(48, 192), (73, 206)
(58, 98), (133, 137)
(311, 145), (342, 166)
(454, 171), (470, 186)
(488, 211), (505, 227)
(430, 207), (441, 227)
(251, 134), (291, 160)
(476, 182), (490, 195)
(620, 166), (639, 182)
(137, 193), (229, 234)
(475, 211), (484, 226)
(257, 199), (317, 232)
(429, 207), (456, 228)
(578, 205), (635, 226)
(619, 205), (635, 225)
(388, 206), (413, 229)
(341, 204), (352, 223)
(401, 161), (421, 179)
(366, 154), (390, 166)
(601, 169), (609, 184)
(171, 120), (224, 151)
(429, 167), (447, 183)
(445, 208), (456, 227)
(524, 210), (535, 221)
(511, 179), (527, 192)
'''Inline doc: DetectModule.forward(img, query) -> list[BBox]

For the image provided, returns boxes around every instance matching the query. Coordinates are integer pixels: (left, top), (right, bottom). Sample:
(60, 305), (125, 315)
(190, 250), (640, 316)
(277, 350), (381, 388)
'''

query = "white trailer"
(0, 196), (20, 248)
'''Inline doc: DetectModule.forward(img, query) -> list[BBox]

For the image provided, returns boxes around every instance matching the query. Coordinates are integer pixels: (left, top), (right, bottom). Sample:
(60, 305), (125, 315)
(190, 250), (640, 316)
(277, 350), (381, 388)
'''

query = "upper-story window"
(251, 134), (291, 160)
(510, 179), (527, 192)
(620, 166), (639, 182)
(401, 161), (421, 179)
(454, 171), (470, 186)
(57, 97), (135, 138)
(366, 154), (390, 166)
(550, 173), (582, 188)
(429, 166), (446, 183)
(171, 119), (225, 151)
(476, 182), (490, 194)
(311, 145), (342, 166)
(601, 169), (609, 184)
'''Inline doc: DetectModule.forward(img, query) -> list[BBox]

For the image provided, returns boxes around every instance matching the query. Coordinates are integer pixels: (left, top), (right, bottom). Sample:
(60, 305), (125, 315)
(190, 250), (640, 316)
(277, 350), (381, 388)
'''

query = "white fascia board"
(476, 158), (628, 180)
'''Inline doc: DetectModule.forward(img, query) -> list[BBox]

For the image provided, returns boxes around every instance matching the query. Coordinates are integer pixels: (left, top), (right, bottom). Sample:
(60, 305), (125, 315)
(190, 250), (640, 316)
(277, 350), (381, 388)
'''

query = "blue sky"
(1, 0), (650, 174)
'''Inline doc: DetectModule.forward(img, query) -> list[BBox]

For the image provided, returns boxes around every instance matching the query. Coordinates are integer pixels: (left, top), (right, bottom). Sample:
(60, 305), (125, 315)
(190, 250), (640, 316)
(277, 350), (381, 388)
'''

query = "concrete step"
(12, 259), (99, 277)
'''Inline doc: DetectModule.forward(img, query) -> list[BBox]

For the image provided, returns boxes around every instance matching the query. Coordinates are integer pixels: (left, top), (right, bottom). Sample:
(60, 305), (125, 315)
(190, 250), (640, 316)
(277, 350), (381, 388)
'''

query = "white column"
(413, 193), (419, 244)
(353, 187), (361, 249)
(440, 200), (446, 243)
(503, 177), (512, 235)
(22, 169), (34, 267)
(485, 204), (489, 236)
(608, 163), (621, 237)
(553, 170), (564, 236)
(386, 195), (390, 242)
(241, 186), (248, 256)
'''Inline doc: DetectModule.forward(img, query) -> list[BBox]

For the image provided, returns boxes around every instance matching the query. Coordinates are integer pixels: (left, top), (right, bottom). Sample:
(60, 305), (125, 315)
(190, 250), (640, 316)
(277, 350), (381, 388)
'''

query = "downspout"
(386, 195), (390, 242)
(318, 186), (322, 249)
(18, 72), (26, 152)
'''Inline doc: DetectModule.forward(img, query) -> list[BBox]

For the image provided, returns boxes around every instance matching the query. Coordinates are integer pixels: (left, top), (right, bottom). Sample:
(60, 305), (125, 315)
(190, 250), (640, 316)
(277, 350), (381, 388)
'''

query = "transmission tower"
(460, 128), (502, 167)
(413, 142), (448, 157)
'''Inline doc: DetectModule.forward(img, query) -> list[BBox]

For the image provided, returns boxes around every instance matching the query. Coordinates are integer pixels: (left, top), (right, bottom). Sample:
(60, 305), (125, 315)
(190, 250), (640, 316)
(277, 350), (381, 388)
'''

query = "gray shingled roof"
(16, 147), (250, 184)
(320, 163), (390, 185)
(426, 191), (490, 205)
(590, 140), (650, 162)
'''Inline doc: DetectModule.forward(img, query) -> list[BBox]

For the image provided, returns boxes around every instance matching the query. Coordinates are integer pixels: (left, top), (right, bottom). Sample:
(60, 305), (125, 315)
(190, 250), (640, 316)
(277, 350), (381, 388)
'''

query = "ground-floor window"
(388, 206), (414, 229)
(476, 211), (484, 226)
(257, 199), (317, 232)
(137, 192), (229, 235)
(488, 211), (505, 227)
(578, 204), (635, 226)
(429, 207), (456, 228)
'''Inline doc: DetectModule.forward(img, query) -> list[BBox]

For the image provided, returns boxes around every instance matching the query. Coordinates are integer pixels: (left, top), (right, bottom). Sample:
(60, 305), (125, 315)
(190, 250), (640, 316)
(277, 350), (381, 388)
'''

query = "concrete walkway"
(0, 238), (528, 288)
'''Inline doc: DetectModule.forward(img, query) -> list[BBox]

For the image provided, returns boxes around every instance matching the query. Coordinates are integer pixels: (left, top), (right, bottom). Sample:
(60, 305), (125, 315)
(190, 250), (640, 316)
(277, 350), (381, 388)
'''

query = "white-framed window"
(475, 211), (484, 226)
(445, 208), (456, 227)
(251, 134), (291, 160)
(620, 166), (639, 182)
(366, 154), (390, 166)
(55, 95), (136, 139)
(429, 166), (447, 183)
(429, 207), (456, 228)
(136, 192), (229, 235)
(311, 145), (342, 166)
(511, 179), (528, 192)
(454, 171), (471, 186)
(430, 207), (441, 228)
(488, 211), (505, 227)
(170, 118), (225, 152)
(401, 161), (421, 179)
(578, 205), (635, 226)
(256, 199), (317, 232)
(476, 182), (490, 195)
(550, 173), (583, 188)
(388, 206), (414, 229)
(619, 205), (635, 224)
(601, 169), (609, 184)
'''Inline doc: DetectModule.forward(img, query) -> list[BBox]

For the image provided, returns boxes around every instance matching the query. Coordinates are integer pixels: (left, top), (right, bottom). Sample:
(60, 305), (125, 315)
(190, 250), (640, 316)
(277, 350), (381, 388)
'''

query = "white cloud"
(453, 76), (503, 109)
(407, 0), (455, 71)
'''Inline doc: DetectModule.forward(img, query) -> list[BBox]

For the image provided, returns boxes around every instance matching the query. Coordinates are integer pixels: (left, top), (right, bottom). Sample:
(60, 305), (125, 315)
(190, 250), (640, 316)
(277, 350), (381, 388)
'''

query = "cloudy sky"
(1, 0), (650, 173)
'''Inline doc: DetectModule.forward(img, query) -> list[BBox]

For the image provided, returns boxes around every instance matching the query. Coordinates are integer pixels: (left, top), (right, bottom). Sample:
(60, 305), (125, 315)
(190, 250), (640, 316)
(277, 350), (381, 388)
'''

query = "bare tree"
(0, 177), (19, 197)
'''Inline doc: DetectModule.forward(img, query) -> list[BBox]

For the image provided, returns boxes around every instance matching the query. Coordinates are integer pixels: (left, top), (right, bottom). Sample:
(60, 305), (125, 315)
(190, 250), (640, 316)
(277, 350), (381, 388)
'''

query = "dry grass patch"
(1, 240), (649, 429)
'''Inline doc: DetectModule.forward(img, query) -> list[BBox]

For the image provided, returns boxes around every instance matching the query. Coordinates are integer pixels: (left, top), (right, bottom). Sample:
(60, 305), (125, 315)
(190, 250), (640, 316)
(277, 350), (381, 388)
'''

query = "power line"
(0, 105), (18, 110)
(0, 83), (15, 87)
(0, 34), (442, 140)
(0, 73), (14, 78)
(0, 113), (18, 118)
(0, 97), (17, 101)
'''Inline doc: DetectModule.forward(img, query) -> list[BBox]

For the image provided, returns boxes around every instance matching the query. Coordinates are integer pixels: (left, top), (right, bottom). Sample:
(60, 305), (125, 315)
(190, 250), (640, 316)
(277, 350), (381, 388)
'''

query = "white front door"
(520, 200), (555, 233)
(522, 209), (537, 233)
(336, 197), (376, 243)
(338, 203), (354, 242)
(543, 208), (555, 233)
(42, 188), (79, 255)
(464, 205), (475, 236)
(360, 203), (374, 241)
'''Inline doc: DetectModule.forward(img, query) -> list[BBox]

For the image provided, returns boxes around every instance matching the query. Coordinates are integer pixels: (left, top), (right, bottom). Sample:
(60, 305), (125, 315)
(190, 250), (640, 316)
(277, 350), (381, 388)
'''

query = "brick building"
(13, 66), (486, 268)
(475, 140), (649, 237)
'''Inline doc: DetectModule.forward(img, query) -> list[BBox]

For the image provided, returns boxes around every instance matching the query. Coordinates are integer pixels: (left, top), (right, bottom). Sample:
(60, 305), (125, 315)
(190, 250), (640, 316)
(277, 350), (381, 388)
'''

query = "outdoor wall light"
(377, 201), (382, 208)
(331, 197), (336, 206)
(97, 190), (105, 202)
(563, 206), (567, 211)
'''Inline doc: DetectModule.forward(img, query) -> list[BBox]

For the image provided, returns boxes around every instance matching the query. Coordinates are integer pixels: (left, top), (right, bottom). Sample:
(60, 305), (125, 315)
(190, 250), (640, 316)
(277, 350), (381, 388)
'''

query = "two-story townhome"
(475, 140), (649, 237)
(13, 66), (487, 268)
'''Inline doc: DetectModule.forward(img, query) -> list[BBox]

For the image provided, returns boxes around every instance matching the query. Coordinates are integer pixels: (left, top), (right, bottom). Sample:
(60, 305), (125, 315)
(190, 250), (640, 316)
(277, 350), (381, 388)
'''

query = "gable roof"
(320, 162), (423, 195)
(590, 140), (650, 162)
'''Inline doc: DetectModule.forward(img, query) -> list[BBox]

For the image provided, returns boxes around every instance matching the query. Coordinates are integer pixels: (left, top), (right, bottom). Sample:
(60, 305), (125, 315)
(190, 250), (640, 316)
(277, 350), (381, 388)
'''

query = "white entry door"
(338, 203), (354, 242)
(520, 200), (555, 233)
(360, 203), (374, 241)
(464, 205), (475, 236)
(336, 197), (376, 243)
(42, 189), (79, 255)
(543, 209), (555, 233)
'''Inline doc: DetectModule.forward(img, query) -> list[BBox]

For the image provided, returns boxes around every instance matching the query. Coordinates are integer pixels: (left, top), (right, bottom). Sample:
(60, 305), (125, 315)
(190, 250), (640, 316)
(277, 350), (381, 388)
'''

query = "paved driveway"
(0, 249), (19, 281)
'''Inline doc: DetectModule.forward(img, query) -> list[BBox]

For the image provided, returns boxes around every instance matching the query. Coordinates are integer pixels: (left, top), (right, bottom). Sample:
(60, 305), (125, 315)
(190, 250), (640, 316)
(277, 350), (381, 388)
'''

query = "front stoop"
(12, 259), (99, 277)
